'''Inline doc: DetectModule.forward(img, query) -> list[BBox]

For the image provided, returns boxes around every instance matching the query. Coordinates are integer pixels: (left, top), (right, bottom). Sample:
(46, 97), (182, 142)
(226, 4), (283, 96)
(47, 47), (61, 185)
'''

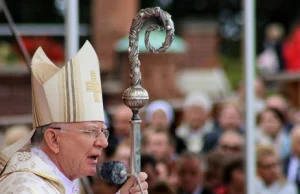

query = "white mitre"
(32, 40), (104, 128)
(0, 41), (104, 173)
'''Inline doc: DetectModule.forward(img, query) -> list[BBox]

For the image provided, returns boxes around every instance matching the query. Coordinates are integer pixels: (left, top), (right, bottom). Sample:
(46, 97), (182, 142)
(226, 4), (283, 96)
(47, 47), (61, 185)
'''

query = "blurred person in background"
(108, 104), (132, 147)
(266, 94), (293, 133)
(215, 155), (245, 194)
(142, 130), (179, 189)
(256, 107), (291, 160)
(283, 125), (300, 192)
(202, 102), (243, 153)
(288, 108), (300, 126)
(176, 92), (213, 154)
(109, 141), (131, 169)
(145, 100), (174, 131)
(256, 145), (297, 194)
(176, 152), (213, 194)
(156, 161), (169, 182)
(215, 102), (243, 132)
(3, 124), (31, 147)
(203, 150), (229, 193)
(141, 154), (159, 190)
(142, 130), (176, 163)
(282, 21), (300, 72)
(234, 78), (266, 114)
(217, 131), (244, 155)
(257, 23), (285, 74)
(145, 100), (186, 154)
(141, 153), (176, 191)
(254, 78), (267, 113)
(266, 95), (288, 116)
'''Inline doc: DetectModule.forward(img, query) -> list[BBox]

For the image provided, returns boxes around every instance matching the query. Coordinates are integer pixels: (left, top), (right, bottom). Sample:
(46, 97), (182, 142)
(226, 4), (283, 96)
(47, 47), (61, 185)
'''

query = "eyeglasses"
(52, 126), (110, 140)
(258, 162), (280, 169)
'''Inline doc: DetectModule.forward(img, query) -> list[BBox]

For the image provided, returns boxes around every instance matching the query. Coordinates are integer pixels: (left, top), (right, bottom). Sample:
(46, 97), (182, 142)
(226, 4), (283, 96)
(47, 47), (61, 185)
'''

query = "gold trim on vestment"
(0, 169), (65, 193)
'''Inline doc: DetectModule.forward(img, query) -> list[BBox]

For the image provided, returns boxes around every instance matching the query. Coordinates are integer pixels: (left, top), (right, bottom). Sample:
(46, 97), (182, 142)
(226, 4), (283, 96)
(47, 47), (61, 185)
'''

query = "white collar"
(31, 147), (79, 194)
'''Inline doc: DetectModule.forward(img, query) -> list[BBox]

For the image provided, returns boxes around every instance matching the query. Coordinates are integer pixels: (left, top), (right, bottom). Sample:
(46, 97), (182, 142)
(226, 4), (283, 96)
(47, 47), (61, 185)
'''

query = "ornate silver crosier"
(122, 7), (175, 175)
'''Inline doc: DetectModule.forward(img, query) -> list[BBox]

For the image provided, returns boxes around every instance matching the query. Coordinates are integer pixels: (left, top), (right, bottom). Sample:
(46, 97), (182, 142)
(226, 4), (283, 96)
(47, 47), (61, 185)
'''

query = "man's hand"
(119, 172), (148, 194)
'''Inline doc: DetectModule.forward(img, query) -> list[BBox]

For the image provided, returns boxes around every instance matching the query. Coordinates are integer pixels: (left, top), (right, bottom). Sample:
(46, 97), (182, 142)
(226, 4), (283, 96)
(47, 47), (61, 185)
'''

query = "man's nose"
(94, 135), (108, 148)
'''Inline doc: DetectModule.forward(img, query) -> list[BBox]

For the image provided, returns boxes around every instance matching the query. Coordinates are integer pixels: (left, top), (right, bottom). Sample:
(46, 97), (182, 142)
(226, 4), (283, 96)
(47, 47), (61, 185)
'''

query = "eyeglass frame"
(52, 126), (110, 140)
(258, 161), (281, 169)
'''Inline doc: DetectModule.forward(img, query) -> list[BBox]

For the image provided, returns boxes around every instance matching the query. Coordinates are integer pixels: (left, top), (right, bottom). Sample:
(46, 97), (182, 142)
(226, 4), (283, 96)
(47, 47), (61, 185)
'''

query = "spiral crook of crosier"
(123, 7), (175, 111)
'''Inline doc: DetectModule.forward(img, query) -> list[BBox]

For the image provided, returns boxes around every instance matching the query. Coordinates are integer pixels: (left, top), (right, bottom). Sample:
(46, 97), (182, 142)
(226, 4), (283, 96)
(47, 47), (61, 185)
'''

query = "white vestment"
(0, 147), (78, 194)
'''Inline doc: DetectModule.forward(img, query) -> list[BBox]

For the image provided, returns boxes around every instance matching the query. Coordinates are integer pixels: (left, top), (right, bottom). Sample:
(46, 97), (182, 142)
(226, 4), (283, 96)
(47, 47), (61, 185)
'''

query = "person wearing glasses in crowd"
(256, 107), (291, 160)
(256, 145), (297, 194)
(217, 131), (244, 155)
(0, 42), (148, 194)
(202, 101), (243, 153)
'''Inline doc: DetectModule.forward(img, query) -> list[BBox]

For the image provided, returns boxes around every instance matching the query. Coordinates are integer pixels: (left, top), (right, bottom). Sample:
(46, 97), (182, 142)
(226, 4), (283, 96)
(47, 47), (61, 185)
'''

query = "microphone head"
(98, 161), (128, 185)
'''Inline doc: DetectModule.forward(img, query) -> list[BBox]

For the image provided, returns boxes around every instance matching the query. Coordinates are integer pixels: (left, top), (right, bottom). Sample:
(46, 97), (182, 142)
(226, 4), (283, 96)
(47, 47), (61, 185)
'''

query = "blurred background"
(1, 0), (300, 194)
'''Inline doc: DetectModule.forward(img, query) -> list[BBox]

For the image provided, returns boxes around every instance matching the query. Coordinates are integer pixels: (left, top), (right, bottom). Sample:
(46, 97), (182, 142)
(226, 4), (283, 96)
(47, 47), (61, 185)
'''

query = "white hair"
(183, 92), (212, 112)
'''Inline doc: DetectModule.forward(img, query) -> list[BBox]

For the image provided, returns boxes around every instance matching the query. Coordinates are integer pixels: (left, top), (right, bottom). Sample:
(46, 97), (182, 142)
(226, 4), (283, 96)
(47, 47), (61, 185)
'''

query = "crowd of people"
(0, 78), (299, 194)
(89, 77), (300, 194)
(1, 79), (300, 194)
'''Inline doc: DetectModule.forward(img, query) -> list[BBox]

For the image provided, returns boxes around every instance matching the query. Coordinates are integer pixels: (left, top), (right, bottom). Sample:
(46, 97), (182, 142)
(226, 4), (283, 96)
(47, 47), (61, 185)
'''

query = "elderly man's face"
(56, 121), (108, 179)
(184, 106), (207, 130)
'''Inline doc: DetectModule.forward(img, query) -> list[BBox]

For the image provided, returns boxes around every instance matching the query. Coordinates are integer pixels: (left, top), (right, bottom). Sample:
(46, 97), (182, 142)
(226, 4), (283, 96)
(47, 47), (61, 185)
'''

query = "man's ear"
(44, 129), (60, 154)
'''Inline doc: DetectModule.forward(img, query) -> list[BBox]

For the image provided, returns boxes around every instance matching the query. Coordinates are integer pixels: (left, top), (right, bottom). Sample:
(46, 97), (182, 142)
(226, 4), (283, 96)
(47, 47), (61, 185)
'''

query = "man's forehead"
(58, 121), (105, 128)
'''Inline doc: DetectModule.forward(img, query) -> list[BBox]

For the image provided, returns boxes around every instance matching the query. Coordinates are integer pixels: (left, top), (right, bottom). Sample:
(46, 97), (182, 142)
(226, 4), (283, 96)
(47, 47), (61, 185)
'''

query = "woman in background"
(256, 107), (291, 159)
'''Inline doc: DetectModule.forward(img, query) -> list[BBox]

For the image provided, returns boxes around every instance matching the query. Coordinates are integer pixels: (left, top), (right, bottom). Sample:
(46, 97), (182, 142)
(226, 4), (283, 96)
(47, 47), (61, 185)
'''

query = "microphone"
(98, 161), (145, 194)
(98, 161), (128, 185)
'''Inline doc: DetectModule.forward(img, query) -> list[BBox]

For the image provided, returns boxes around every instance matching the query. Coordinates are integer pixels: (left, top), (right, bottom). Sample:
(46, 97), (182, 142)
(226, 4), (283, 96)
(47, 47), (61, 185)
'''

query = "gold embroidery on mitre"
(85, 70), (101, 103)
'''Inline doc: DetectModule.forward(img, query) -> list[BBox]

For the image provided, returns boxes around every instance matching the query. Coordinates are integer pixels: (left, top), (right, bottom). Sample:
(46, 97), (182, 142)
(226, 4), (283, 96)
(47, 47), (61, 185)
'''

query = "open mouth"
(88, 155), (98, 160)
